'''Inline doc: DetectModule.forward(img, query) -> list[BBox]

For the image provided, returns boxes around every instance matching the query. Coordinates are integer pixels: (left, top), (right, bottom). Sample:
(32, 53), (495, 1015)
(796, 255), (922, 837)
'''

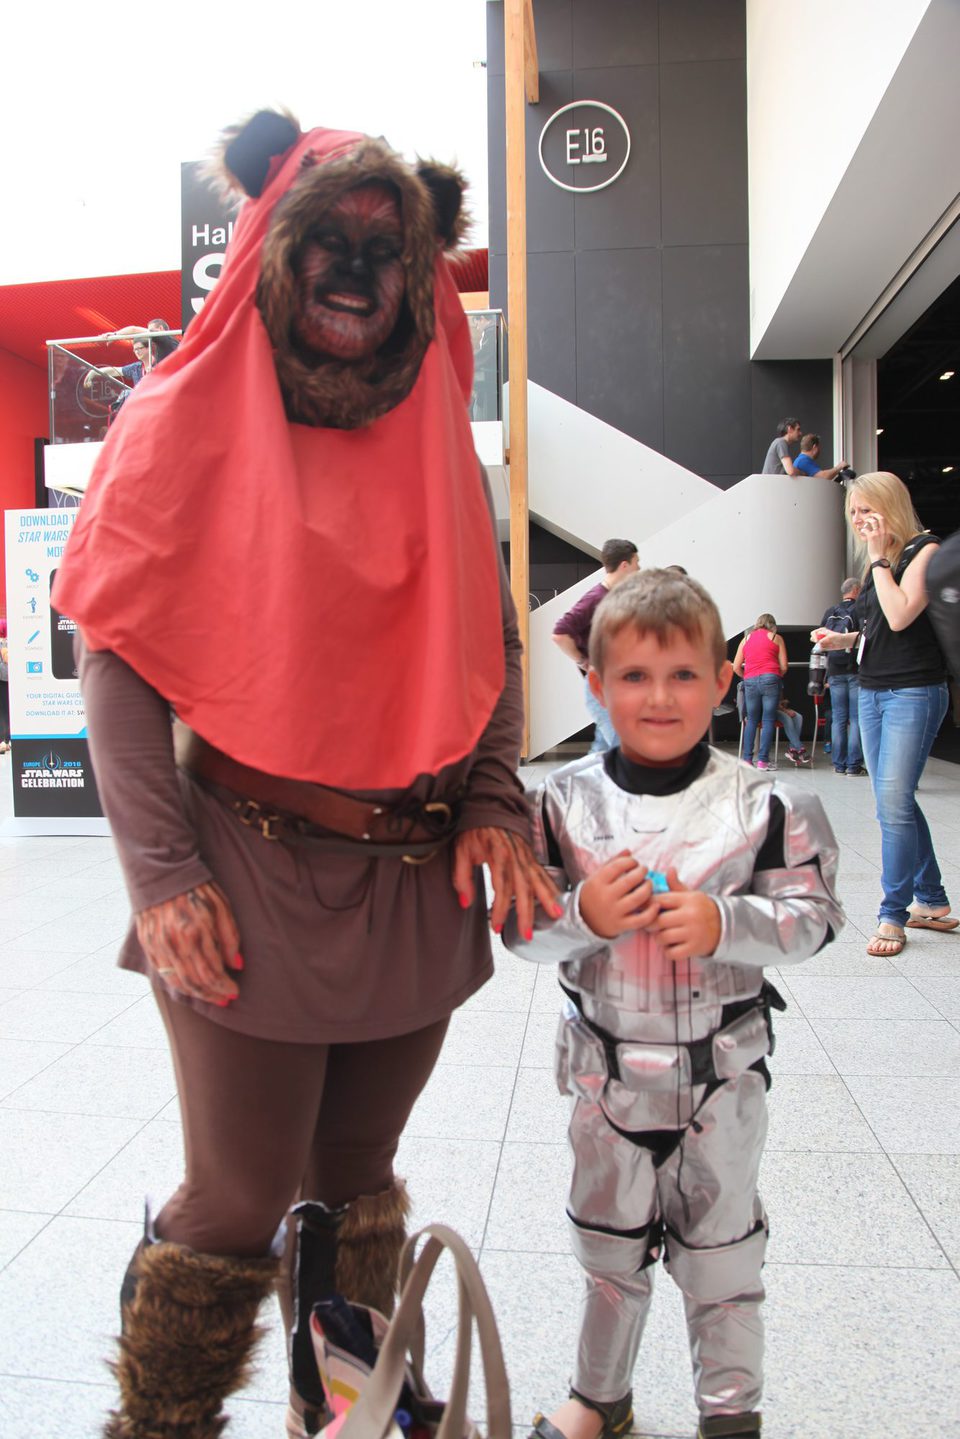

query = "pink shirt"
(743, 629), (782, 677)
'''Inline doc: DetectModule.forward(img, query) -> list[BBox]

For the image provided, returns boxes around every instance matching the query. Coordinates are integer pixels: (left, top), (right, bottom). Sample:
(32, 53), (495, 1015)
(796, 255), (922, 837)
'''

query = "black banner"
(180, 161), (237, 333)
(11, 737), (103, 820)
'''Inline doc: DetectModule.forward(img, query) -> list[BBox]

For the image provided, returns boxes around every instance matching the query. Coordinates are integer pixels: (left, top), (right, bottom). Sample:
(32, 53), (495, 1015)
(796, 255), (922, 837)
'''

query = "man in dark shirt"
(552, 537), (639, 751)
(820, 577), (863, 775)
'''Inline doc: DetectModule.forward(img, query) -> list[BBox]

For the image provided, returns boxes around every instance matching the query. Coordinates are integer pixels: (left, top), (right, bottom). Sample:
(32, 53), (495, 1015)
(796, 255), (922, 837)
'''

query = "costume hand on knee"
(452, 827), (561, 938)
(134, 880), (242, 1005)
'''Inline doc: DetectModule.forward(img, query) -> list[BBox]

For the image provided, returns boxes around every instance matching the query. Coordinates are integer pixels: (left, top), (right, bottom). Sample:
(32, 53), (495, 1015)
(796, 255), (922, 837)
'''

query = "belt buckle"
(233, 798), (281, 842)
(423, 801), (453, 824)
(401, 850), (437, 866)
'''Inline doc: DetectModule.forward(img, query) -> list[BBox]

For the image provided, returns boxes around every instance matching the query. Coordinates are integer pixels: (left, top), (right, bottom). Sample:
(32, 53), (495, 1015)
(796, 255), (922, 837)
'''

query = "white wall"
(747, 0), (931, 355)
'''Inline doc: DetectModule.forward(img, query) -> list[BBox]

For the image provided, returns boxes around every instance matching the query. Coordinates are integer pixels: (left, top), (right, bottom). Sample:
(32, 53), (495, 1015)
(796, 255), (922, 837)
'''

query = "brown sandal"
(906, 911), (959, 932)
(866, 929), (906, 957)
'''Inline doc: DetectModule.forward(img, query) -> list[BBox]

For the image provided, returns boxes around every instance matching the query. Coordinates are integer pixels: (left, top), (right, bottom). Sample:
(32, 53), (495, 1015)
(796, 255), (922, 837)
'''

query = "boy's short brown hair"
(588, 569), (727, 675)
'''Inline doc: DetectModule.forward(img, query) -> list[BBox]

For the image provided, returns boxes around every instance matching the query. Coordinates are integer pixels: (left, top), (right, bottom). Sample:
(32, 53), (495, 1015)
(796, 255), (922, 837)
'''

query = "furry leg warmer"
(334, 1177), (410, 1319)
(104, 1238), (280, 1439)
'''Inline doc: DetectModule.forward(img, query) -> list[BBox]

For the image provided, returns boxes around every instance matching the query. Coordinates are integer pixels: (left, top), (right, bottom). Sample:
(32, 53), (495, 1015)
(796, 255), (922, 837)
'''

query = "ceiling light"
(940, 370), (955, 380)
(876, 427), (884, 436)
(943, 465), (954, 474)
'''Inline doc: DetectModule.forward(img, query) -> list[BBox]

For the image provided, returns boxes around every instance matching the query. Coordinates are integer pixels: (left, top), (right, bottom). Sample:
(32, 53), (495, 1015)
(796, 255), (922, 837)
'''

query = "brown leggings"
(154, 984), (449, 1257)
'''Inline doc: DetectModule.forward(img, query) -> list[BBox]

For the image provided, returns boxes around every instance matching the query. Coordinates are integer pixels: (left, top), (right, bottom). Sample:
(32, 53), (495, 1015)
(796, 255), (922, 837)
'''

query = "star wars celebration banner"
(4, 509), (102, 819)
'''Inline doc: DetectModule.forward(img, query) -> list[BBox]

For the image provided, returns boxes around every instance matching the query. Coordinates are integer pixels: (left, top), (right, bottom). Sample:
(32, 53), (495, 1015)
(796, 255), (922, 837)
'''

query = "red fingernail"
(493, 922), (503, 935)
(216, 999), (230, 1007)
(524, 928), (534, 941)
(458, 892), (470, 909)
(552, 904), (564, 918)
(233, 952), (245, 970)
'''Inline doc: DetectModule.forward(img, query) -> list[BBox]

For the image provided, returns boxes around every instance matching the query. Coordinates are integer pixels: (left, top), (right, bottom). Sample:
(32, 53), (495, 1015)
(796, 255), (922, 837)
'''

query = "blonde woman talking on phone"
(811, 472), (954, 957)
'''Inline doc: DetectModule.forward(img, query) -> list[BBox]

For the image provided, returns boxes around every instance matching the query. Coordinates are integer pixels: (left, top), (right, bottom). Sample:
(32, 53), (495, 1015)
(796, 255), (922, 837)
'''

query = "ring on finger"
(156, 967), (176, 976)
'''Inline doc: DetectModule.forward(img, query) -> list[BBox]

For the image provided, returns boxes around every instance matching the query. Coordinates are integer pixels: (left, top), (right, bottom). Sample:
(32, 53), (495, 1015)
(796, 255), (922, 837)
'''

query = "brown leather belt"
(173, 722), (458, 853)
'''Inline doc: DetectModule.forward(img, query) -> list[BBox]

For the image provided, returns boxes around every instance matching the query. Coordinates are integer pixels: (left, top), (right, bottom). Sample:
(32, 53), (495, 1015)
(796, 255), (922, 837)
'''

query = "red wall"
(0, 346), (48, 613)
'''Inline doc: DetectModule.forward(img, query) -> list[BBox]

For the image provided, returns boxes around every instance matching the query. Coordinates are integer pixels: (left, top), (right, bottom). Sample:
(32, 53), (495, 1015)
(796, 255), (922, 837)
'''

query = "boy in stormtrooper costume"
(507, 571), (844, 1439)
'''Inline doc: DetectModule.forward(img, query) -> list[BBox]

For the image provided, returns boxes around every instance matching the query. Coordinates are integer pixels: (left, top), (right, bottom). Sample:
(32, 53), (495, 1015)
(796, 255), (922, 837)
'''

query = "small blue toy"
(647, 869), (670, 894)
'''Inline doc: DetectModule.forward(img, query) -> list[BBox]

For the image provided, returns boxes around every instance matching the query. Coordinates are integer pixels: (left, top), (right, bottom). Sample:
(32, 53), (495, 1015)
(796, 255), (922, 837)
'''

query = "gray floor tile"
(0, 989), (138, 1044)
(765, 1074), (879, 1153)
(842, 1075), (960, 1154)
(784, 975), (943, 1020)
(761, 1150), (948, 1268)
(762, 1263), (960, 1436)
(0, 1038), (72, 1101)
(396, 1134), (502, 1248)
(0, 1376), (117, 1439)
(519, 1008), (561, 1068)
(63, 1117), (186, 1222)
(791, 942), (898, 977)
(909, 977), (960, 1019)
(86, 992), (167, 1049)
(531, 964), (566, 1014)
(406, 1063), (516, 1142)
(0, 945), (92, 989)
(893, 946), (960, 978)
(0, 1215), (141, 1382)
(464, 946), (536, 1012)
(0, 1109), (143, 1210)
(443, 1007), (528, 1068)
(9, 896), (130, 953)
(811, 1018), (960, 1076)
(484, 1141), (570, 1252)
(890, 1153), (960, 1269)
(0, 1209), (52, 1270)
(1, 1042), (177, 1119)
(766, 1013), (835, 1075)
(33, 945), (144, 996)
(505, 1067), (570, 1144)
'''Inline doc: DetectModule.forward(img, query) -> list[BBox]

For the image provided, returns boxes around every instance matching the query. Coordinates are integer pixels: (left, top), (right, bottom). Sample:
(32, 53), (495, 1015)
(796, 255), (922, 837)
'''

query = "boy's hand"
(651, 867), (721, 962)
(579, 850), (659, 939)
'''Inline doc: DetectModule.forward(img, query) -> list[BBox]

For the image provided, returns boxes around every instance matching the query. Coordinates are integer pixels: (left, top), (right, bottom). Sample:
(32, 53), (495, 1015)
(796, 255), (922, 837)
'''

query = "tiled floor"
(1, 748), (959, 1438)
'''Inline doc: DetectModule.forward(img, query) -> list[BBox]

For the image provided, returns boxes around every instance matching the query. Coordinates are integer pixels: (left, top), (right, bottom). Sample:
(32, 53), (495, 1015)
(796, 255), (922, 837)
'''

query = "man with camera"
(793, 433), (850, 484)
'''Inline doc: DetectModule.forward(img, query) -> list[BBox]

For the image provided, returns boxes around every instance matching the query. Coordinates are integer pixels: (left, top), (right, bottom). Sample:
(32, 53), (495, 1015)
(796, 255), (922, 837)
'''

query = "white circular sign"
(538, 100), (631, 194)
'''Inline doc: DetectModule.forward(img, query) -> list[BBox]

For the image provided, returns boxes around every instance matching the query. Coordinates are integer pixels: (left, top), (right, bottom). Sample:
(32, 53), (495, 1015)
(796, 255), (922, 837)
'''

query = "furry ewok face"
(215, 111), (468, 428)
(293, 183), (404, 363)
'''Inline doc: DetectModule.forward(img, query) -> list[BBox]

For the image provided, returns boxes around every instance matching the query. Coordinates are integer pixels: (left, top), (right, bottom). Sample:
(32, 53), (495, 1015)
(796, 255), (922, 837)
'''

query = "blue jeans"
(828, 674), (862, 772)
(778, 708), (803, 752)
(584, 673), (617, 753)
(743, 674), (781, 763)
(858, 683), (950, 928)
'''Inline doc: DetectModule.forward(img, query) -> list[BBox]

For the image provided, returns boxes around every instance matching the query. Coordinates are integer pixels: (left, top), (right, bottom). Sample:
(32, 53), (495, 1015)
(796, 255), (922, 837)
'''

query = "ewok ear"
(416, 162), (470, 250)
(221, 110), (301, 198)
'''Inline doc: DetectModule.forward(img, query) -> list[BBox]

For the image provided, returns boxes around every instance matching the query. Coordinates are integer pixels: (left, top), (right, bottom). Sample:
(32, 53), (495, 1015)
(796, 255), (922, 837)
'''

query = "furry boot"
(285, 1179), (410, 1438)
(104, 1237), (280, 1439)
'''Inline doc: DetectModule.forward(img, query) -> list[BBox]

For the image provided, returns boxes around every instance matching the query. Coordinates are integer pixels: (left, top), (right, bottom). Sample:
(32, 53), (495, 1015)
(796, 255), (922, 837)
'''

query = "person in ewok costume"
(53, 110), (558, 1439)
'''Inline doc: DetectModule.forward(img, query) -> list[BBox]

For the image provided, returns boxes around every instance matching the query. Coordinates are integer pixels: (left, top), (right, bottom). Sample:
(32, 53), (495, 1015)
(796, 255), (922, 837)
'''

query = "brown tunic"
(77, 552), (529, 1045)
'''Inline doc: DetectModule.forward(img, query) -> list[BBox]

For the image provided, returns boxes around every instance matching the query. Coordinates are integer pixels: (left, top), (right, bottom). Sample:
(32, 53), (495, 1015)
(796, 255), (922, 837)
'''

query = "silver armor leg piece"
(660, 1075), (768, 1418)
(567, 1101), (661, 1402)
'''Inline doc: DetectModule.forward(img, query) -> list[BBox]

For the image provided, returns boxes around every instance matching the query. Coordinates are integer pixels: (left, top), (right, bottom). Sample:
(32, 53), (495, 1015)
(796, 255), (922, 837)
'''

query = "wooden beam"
(504, 0), (531, 754)
(523, 0), (540, 104)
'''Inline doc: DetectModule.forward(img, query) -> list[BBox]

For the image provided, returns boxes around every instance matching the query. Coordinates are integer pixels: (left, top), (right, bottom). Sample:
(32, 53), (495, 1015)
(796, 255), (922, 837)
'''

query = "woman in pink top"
(733, 613), (788, 768)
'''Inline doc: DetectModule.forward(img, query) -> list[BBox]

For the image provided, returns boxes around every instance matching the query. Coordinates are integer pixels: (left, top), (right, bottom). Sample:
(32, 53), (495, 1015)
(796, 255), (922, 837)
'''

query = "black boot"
(104, 1236), (279, 1438)
(697, 1414), (762, 1438)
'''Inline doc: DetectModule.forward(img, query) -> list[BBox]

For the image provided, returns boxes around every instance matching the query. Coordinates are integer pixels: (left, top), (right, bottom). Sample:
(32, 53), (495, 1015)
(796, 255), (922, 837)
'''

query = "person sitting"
(777, 699), (811, 766)
(792, 434), (849, 483)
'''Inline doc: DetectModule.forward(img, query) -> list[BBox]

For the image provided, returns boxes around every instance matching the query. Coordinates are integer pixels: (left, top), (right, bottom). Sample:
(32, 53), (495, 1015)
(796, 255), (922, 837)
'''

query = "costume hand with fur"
(650, 867), (721, 962)
(452, 827), (561, 938)
(579, 850), (659, 939)
(135, 881), (242, 1005)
